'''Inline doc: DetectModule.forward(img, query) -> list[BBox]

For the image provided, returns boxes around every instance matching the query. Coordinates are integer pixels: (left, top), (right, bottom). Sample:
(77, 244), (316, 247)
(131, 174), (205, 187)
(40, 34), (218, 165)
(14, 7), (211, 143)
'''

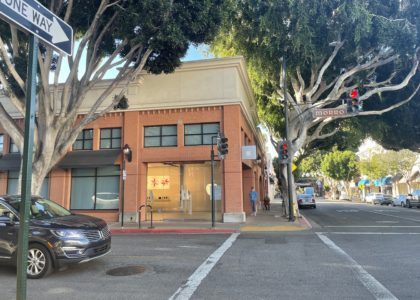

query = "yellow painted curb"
(240, 225), (305, 232)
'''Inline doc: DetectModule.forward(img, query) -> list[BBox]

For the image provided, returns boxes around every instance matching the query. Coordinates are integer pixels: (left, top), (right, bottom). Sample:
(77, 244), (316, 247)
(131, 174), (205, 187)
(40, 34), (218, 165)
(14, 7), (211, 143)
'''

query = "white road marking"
(318, 231), (420, 235)
(324, 225), (420, 228)
(376, 221), (399, 223)
(316, 233), (398, 300)
(358, 209), (420, 223)
(169, 233), (240, 300)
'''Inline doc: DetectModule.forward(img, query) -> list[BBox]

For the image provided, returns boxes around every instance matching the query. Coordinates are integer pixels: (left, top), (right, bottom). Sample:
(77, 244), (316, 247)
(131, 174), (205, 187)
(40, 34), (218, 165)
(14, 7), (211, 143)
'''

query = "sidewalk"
(109, 202), (310, 235)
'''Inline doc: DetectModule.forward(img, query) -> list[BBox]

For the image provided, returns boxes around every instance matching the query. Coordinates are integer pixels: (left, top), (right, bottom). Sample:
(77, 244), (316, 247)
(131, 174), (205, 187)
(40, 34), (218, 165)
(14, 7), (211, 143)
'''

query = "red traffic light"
(281, 143), (288, 150)
(350, 89), (359, 99)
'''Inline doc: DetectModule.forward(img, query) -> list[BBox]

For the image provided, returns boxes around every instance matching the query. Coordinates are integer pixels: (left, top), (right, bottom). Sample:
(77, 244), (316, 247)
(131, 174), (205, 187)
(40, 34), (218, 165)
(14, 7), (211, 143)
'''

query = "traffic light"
(349, 88), (363, 112)
(217, 133), (228, 159)
(279, 141), (290, 163)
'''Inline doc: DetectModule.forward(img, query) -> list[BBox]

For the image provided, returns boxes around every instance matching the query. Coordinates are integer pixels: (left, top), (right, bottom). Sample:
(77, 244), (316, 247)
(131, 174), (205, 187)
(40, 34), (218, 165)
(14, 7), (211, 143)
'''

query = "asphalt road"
(1, 200), (420, 300)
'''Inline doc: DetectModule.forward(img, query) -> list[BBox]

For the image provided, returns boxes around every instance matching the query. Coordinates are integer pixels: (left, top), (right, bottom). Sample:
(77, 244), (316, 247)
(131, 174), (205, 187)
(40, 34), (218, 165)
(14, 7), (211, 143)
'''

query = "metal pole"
(121, 158), (126, 227)
(16, 35), (38, 300)
(211, 137), (215, 228)
(283, 57), (295, 222)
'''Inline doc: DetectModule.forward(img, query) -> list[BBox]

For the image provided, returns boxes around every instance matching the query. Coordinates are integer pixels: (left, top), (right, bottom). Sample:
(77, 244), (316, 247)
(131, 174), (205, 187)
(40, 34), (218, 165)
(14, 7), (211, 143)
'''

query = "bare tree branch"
(307, 41), (344, 100)
(0, 36), (25, 93)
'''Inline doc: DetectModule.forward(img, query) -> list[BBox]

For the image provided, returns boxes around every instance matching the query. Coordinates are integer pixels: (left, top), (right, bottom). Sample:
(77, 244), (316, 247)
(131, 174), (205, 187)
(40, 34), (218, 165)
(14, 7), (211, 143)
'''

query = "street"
(2, 200), (420, 299)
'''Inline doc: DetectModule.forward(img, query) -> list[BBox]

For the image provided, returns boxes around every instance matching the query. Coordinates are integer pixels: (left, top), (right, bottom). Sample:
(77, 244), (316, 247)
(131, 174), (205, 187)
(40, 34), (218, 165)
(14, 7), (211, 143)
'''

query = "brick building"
(0, 57), (267, 224)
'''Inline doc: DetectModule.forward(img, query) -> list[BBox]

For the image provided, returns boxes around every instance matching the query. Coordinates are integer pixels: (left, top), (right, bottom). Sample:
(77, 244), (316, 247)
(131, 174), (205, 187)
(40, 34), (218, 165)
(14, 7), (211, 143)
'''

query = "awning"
(381, 176), (392, 186)
(57, 149), (121, 169)
(358, 179), (370, 188)
(0, 153), (21, 171)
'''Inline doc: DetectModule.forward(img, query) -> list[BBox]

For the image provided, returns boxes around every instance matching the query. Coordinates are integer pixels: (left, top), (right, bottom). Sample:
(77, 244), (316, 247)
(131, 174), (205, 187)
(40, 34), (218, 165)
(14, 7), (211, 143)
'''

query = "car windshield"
(8, 197), (71, 220)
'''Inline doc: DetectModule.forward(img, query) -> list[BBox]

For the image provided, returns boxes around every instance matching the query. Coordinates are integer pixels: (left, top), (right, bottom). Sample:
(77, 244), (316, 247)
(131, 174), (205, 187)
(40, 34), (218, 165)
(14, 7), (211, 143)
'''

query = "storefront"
(147, 162), (222, 221)
(0, 57), (267, 224)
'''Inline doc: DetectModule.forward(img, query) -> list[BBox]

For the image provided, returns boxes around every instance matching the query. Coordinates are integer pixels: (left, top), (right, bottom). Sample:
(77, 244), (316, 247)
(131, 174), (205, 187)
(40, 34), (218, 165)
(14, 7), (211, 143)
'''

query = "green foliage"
(0, 0), (227, 84)
(212, 0), (418, 152)
(358, 149), (417, 179)
(321, 149), (359, 181)
(300, 150), (324, 176)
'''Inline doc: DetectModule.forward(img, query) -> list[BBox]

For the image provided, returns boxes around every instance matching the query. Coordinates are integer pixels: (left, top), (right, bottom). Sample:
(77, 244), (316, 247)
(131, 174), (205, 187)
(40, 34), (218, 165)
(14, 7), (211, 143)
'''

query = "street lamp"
(121, 144), (132, 227)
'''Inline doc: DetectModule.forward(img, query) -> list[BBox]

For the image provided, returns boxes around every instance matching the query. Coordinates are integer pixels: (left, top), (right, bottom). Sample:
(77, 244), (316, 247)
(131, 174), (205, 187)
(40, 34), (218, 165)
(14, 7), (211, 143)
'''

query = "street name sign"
(313, 108), (347, 118)
(0, 0), (73, 55)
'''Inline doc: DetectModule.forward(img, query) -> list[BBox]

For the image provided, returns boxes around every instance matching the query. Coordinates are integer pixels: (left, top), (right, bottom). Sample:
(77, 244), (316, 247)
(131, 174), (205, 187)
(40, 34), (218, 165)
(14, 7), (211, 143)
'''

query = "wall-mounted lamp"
(123, 144), (132, 162)
(121, 144), (132, 227)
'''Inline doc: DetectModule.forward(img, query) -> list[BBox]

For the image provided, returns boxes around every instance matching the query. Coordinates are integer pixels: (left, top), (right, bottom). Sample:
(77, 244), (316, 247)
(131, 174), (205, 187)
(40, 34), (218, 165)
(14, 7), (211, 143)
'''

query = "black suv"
(0, 195), (111, 279)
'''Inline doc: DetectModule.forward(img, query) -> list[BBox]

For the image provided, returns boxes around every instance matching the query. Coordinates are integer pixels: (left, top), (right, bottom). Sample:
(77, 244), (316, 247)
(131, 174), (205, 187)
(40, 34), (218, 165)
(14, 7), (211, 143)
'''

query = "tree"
(212, 0), (419, 201)
(321, 149), (359, 196)
(358, 149), (417, 180)
(0, 0), (226, 193)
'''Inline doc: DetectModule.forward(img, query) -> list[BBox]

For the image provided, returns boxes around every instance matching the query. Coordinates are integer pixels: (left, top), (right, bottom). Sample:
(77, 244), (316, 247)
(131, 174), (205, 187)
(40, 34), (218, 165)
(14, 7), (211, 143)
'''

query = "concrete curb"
(111, 228), (239, 235)
(298, 214), (313, 230)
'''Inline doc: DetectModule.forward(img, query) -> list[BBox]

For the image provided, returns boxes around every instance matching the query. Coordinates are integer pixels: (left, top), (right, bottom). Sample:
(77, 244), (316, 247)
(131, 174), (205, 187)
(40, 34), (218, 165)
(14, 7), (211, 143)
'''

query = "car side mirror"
(0, 216), (14, 226)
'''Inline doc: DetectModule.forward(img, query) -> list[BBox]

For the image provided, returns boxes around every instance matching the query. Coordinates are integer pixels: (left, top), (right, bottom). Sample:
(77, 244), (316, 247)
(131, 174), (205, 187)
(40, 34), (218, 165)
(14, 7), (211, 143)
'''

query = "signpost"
(0, 1), (73, 299)
(313, 108), (347, 118)
(0, 0), (73, 55)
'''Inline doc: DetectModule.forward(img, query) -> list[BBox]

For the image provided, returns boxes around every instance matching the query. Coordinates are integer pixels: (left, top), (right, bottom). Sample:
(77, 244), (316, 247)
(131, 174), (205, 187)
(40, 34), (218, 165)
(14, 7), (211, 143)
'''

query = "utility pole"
(282, 57), (295, 222)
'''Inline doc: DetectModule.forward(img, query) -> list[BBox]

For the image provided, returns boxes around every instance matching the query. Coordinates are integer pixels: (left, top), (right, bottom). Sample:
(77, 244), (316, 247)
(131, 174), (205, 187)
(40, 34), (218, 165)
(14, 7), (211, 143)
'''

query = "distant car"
(297, 193), (316, 209)
(365, 193), (392, 205)
(0, 195), (111, 279)
(382, 194), (393, 206)
(406, 190), (420, 208)
(339, 192), (350, 201)
(392, 195), (407, 207)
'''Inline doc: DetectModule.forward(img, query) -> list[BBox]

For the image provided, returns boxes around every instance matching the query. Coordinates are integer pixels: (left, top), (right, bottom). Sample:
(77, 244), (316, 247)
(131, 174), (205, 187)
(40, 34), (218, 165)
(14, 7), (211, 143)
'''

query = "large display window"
(147, 162), (222, 220)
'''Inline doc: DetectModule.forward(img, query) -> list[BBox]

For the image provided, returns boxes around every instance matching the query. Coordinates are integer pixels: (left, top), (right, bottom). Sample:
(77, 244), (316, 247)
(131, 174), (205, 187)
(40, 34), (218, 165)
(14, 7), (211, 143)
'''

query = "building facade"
(0, 57), (267, 224)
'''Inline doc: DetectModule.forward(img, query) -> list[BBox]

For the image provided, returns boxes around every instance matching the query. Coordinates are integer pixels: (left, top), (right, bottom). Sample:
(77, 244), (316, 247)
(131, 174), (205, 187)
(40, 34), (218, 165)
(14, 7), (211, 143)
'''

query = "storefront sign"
(242, 145), (257, 160)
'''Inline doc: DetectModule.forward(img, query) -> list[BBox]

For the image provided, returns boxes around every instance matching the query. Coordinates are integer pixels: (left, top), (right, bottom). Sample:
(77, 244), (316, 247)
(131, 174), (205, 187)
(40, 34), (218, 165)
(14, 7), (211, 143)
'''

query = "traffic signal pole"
(282, 57), (295, 222)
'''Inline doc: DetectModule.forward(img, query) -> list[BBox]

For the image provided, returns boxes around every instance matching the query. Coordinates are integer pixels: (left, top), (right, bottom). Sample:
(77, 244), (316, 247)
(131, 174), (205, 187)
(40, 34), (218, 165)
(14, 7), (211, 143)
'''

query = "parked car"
(392, 195), (407, 207)
(365, 193), (392, 205)
(297, 193), (316, 209)
(406, 190), (420, 208)
(0, 195), (111, 279)
(339, 192), (350, 201)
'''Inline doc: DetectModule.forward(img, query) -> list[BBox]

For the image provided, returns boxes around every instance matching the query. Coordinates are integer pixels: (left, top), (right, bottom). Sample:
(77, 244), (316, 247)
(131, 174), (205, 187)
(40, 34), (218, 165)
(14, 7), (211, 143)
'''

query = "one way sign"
(0, 0), (73, 55)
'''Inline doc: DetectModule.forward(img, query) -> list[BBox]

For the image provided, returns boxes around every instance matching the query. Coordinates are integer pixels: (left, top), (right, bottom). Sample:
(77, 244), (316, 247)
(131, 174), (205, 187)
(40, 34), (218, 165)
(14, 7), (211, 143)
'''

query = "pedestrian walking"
(249, 187), (258, 216)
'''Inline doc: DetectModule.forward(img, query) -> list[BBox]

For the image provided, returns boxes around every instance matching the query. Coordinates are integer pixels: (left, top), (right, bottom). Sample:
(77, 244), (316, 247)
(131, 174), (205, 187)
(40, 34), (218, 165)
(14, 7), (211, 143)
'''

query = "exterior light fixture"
(123, 144), (132, 162)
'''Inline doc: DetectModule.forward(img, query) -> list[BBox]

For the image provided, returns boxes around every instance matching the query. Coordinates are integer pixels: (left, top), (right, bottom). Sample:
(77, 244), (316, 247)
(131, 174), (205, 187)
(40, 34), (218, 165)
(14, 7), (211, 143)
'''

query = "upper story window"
(73, 129), (93, 150)
(184, 123), (220, 146)
(0, 135), (3, 153)
(144, 125), (177, 147)
(100, 128), (121, 149)
(9, 139), (19, 153)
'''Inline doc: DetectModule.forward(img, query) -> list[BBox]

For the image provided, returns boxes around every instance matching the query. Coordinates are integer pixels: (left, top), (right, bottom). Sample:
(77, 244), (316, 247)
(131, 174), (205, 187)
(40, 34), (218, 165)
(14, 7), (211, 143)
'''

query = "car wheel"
(406, 200), (412, 208)
(27, 244), (52, 279)
(313, 205), (316, 209)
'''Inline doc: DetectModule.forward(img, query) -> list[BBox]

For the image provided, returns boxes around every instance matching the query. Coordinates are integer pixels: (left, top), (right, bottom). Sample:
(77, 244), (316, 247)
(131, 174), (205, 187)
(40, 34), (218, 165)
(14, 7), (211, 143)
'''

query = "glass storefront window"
(147, 162), (221, 221)
(71, 166), (120, 210)
(7, 171), (49, 198)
